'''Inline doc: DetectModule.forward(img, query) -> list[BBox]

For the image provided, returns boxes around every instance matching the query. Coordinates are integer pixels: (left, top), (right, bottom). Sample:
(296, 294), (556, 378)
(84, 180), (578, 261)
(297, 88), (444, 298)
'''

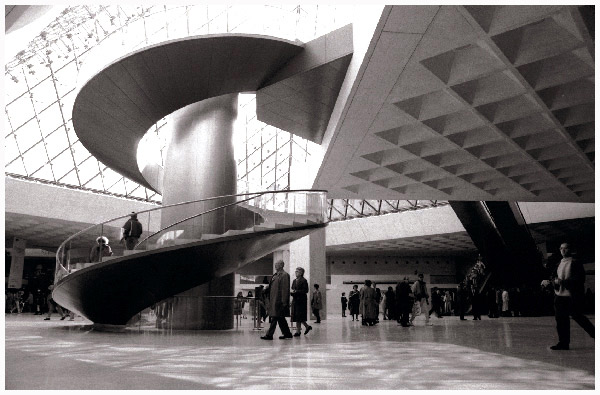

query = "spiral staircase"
(52, 190), (327, 326)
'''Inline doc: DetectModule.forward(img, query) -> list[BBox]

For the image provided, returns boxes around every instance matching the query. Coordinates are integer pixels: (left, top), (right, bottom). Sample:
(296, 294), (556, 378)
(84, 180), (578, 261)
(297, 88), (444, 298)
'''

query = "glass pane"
(5, 67), (28, 105)
(24, 61), (52, 87)
(77, 157), (100, 184)
(30, 76), (58, 113)
(22, 142), (49, 175)
(37, 102), (64, 136)
(84, 174), (104, 191)
(53, 60), (78, 98)
(59, 89), (76, 122)
(166, 6), (189, 39)
(58, 169), (80, 186)
(101, 168), (123, 190)
(4, 115), (13, 138)
(247, 168), (261, 189)
(14, 120), (42, 153)
(277, 132), (291, 150)
(48, 40), (73, 71)
(107, 178), (126, 195)
(275, 171), (289, 190)
(45, 128), (70, 160)
(65, 120), (77, 143)
(129, 185), (147, 199)
(6, 94), (36, 130)
(124, 178), (139, 195)
(262, 152), (276, 174)
(247, 149), (261, 172)
(4, 136), (21, 165)
(31, 163), (55, 181)
(71, 140), (91, 165)
(52, 150), (76, 180)
(5, 158), (27, 176)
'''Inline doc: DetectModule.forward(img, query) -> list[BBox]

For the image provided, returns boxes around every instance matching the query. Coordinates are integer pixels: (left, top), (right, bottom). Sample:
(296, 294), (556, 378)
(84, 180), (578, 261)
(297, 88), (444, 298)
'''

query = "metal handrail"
(55, 188), (327, 280)
(134, 191), (267, 249)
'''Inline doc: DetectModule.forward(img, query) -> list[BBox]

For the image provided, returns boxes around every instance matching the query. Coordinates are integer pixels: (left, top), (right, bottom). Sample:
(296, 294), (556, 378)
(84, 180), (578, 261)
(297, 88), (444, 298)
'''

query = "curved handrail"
(55, 188), (327, 281)
(134, 191), (268, 249)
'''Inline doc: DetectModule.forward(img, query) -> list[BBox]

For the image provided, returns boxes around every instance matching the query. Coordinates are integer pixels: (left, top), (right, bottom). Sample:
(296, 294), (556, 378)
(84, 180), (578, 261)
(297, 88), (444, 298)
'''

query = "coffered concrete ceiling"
(326, 216), (595, 257)
(314, 5), (594, 202)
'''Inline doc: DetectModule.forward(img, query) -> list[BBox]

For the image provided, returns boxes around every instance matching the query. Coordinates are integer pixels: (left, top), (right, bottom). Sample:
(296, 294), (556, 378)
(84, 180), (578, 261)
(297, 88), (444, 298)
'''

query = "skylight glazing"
(4, 5), (353, 202)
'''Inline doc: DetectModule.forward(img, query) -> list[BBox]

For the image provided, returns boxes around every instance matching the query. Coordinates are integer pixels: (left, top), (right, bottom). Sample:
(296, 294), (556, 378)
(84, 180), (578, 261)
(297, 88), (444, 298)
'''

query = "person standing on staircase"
(121, 212), (143, 250)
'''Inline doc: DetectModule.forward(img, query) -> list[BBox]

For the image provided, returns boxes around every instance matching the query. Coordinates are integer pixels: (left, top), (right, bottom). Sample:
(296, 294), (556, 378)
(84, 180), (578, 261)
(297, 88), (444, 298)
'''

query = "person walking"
(341, 292), (348, 318)
(501, 288), (510, 317)
(290, 267), (312, 336)
(410, 273), (432, 326)
(396, 277), (412, 327)
(121, 212), (143, 250)
(443, 290), (452, 315)
(456, 281), (468, 321)
(428, 287), (444, 318)
(549, 242), (595, 350)
(44, 284), (67, 321)
(360, 280), (378, 326)
(349, 285), (360, 321)
(261, 260), (294, 340)
(487, 287), (499, 318)
(471, 283), (481, 320)
(311, 284), (322, 323)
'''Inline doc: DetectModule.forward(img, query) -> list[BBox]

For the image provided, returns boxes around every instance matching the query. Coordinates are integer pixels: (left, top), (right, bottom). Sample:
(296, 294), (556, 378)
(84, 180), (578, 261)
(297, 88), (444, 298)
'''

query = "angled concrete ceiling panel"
(315, 5), (593, 202)
(384, 5), (439, 34)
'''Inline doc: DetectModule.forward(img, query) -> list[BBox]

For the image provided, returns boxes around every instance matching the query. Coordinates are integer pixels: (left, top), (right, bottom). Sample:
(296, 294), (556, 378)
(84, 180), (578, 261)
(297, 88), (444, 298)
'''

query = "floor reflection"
(5, 314), (595, 390)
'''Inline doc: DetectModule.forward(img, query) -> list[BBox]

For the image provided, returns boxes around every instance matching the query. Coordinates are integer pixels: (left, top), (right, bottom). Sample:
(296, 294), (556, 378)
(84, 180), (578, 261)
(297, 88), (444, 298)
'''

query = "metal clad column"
(160, 93), (240, 330)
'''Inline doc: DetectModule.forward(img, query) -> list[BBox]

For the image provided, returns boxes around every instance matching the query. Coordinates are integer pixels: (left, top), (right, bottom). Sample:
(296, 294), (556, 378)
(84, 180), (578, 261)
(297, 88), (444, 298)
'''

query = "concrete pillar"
(290, 227), (326, 320)
(7, 237), (26, 289)
(158, 94), (242, 330)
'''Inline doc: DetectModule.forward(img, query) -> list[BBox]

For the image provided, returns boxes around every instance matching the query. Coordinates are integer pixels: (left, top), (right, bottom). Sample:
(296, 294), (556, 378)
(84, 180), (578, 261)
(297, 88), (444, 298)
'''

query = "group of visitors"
(342, 273), (440, 327)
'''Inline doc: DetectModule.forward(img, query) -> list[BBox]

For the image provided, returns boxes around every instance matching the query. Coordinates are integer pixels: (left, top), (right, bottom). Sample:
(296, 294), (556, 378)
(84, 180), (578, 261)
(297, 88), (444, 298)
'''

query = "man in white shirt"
(550, 242), (594, 350)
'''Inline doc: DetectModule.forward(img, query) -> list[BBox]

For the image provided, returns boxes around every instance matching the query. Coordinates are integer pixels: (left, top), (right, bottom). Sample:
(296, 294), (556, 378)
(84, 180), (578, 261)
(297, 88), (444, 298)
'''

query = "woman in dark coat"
(291, 267), (312, 336)
(348, 284), (360, 321)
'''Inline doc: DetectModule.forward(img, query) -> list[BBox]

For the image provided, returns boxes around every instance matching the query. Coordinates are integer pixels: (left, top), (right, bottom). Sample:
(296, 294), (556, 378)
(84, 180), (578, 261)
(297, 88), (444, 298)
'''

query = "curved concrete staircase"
(52, 190), (327, 326)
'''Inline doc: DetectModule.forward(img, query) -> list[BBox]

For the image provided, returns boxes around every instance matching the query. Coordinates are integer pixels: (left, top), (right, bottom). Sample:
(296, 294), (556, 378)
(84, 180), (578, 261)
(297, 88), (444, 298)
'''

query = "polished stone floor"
(5, 312), (595, 390)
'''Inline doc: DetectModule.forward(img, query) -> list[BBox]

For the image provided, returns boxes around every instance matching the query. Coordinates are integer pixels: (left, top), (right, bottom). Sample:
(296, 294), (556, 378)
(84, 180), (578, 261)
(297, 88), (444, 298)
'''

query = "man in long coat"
(360, 280), (378, 326)
(261, 260), (294, 340)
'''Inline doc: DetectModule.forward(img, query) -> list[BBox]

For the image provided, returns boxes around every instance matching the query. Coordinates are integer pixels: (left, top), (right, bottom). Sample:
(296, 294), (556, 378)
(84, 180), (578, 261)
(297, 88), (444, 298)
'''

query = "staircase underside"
(53, 223), (325, 325)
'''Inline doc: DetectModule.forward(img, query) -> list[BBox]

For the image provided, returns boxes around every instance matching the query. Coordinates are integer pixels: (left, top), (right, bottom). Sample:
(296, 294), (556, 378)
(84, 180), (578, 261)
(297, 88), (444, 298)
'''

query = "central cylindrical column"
(159, 93), (241, 329)
(162, 93), (239, 237)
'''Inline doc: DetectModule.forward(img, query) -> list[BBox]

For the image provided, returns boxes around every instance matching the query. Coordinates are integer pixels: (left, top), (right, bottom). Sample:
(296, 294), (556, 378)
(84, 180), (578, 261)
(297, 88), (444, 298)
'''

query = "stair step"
(223, 229), (251, 236)
(173, 238), (201, 245)
(200, 234), (220, 241)
(253, 223), (277, 231)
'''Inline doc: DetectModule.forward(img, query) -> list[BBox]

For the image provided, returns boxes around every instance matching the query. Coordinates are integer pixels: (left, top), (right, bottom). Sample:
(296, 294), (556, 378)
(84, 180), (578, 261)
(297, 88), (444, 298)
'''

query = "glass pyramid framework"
(4, 4), (447, 219)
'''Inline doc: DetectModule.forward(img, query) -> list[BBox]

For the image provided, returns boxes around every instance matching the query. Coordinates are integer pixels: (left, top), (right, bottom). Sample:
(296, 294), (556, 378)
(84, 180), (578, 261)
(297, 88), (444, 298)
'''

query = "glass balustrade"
(126, 296), (267, 330)
(54, 189), (327, 284)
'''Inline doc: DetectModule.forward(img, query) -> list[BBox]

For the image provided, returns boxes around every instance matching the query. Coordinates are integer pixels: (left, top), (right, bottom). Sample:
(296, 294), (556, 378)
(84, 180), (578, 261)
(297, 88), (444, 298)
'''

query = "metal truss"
(327, 199), (450, 222)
